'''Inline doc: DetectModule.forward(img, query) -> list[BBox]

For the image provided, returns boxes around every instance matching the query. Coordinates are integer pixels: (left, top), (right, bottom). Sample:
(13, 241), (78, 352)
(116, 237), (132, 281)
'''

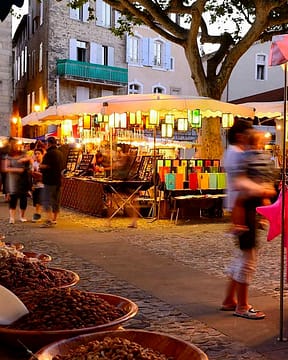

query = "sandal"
(233, 307), (265, 320)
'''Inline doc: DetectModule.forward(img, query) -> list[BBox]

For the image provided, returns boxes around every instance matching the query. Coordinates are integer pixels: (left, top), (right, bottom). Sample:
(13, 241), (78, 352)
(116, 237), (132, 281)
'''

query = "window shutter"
(90, 42), (98, 64)
(142, 38), (149, 66)
(83, 1), (89, 22)
(114, 10), (121, 28)
(96, 0), (103, 26)
(76, 86), (89, 101)
(164, 42), (171, 70)
(69, 7), (78, 20)
(69, 39), (77, 60)
(148, 38), (153, 66)
(108, 47), (114, 66)
(126, 34), (131, 63)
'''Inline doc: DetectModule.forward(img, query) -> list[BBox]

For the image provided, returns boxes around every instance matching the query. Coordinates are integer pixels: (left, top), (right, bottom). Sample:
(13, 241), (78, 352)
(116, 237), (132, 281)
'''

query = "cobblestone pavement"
(0, 203), (287, 360)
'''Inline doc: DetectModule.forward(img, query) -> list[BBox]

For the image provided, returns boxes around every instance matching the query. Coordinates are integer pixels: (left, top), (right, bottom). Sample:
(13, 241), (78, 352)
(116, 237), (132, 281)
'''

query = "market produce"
(52, 336), (174, 360)
(0, 257), (78, 296)
(9, 288), (126, 331)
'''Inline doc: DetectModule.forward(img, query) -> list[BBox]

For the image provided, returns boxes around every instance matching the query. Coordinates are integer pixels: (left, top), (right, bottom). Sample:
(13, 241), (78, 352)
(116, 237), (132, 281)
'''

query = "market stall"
(22, 94), (255, 220)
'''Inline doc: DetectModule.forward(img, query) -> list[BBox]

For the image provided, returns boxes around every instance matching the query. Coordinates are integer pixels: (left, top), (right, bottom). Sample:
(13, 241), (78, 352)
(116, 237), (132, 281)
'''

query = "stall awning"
(22, 94), (255, 126)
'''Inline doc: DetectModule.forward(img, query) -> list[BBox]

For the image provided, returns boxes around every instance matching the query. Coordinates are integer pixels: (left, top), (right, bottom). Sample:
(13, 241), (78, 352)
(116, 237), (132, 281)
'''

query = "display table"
(61, 177), (106, 216)
(61, 177), (151, 218)
(93, 179), (151, 219)
(166, 189), (226, 224)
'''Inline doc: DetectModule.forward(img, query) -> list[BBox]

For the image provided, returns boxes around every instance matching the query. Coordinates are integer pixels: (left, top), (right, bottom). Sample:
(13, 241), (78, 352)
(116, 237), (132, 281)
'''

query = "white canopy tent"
(241, 101), (284, 119)
(22, 94), (255, 126)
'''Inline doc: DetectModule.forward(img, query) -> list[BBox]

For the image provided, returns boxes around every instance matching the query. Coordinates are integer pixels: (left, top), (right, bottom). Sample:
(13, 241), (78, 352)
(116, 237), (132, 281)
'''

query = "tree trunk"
(196, 117), (224, 160)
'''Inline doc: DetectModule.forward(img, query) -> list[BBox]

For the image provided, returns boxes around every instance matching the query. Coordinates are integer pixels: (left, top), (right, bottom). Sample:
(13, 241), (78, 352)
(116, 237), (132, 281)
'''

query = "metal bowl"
(33, 329), (208, 360)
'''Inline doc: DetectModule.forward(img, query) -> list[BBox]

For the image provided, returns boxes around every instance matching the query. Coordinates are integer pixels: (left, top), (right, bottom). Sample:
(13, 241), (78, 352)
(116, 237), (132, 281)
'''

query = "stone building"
(0, 15), (12, 136)
(13, 0), (128, 137)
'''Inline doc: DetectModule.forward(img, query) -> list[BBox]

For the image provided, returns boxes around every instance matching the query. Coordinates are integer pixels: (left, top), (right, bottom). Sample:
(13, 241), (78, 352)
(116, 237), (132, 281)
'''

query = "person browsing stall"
(39, 137), (64, 227)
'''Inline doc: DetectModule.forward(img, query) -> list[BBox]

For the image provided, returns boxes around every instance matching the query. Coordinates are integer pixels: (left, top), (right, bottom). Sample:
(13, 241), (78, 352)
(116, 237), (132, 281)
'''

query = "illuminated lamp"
(188, 109), (202, 128)
(83, 114), (91, 129)
(149, 109), (159, 126)
(161, 123), (174, 138)
(222, 113), (234, 128)
(177, 118), (188, 131)
(165, 114), (175, 124)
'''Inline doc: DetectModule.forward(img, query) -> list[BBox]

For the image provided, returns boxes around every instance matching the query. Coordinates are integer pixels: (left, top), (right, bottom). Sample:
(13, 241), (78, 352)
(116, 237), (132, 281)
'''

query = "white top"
(223, 144), (243, 211)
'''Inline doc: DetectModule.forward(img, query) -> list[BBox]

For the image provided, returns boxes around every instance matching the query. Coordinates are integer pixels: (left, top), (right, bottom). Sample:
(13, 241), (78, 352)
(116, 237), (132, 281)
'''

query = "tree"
(8, 1), (288, 158)
(0, 0), (24, 21)
(70, 1), (288, 158)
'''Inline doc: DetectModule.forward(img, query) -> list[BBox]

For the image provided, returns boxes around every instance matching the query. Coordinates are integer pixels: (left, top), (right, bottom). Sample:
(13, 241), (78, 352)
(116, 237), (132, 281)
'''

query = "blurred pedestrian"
(31, 148), (44, 222)
(39, 137), (64, 227)
(231, 129), (276, 235)
(3, 138), (32, 224)
(221, 120), (276, 320)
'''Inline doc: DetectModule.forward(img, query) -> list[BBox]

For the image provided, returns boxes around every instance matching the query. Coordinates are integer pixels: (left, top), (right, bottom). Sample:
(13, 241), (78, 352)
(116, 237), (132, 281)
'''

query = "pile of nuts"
(52, 336), (174, 360)
(0, 257), (77, 296)
(9, 288), (126, 331)
(0, 241), (25, 259)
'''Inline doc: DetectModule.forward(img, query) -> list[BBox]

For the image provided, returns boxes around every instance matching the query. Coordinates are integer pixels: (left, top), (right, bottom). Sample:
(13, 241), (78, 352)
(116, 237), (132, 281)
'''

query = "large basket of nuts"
(32, 329), (208, 360)
(0, 289), (138, 351)
(0, 256), (79, 296)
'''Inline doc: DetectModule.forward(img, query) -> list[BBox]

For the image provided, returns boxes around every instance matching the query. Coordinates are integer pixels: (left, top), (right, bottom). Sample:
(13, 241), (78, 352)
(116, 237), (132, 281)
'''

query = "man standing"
(221, 120), (275, 319)
(39, 137), (64, 227)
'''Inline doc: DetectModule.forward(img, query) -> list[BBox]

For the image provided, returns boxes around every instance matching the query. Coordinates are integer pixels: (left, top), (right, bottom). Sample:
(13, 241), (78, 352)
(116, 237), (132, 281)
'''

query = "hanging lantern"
(177, 118), (188, 131)
(165, 114), (175, 124)
(62, 119), (73, 136)
(149, 109), (159, 126)
(188, 109), (202, 128)
(129, 111), (142, 125)
(83, 114), (91, 129)
(222, 113), (234, 128)
(161, 123), (174, 138)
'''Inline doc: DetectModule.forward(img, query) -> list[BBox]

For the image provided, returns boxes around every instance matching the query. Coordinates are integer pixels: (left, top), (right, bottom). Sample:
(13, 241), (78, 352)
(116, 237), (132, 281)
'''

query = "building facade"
(126, 26), (197, 96)
(0, 15), (12, 136)
(13, 0), (128, 137)
(222, 41), (284, 103)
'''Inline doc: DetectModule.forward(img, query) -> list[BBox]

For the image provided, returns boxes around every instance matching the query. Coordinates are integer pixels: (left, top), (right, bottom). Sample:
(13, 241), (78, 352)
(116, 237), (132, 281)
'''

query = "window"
(152, 85), (165, 94)
(102, 45), (108, 65)
(39, 0), (43, 25)
(129, 82), (143, 94)
(128, 36), (140, 64)
(39, 42), (43, 72)
(255, 53), (267, 81)
(142, 38), (171, 69)
(39, 87), (43, 109)
(89, 42), (114, 65)
(170, 87), (181, 95)
(102, 2), (111, 27)
(27, 94), (31, 114)
(31, 91), (35, 112)
(77, 41), (87, 62)
(24, 46), (27, 73)
(96, 0), (111, 27)
(17, 56), (20, 81)
(31, 50), (36, 78)
(21, 50), (24, 77)
(153, 40), (162, 67)
(69, 1), (89, 21)
(76, 87), (89, 101)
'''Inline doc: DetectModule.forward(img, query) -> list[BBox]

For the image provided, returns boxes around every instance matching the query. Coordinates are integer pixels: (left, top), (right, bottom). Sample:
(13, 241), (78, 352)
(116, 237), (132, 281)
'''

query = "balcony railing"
(57, 59), (128, 86)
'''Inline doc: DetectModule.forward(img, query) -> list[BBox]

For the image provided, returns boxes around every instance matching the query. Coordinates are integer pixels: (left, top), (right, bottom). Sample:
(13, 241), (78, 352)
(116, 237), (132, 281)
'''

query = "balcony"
(57, 59), (128, 87)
